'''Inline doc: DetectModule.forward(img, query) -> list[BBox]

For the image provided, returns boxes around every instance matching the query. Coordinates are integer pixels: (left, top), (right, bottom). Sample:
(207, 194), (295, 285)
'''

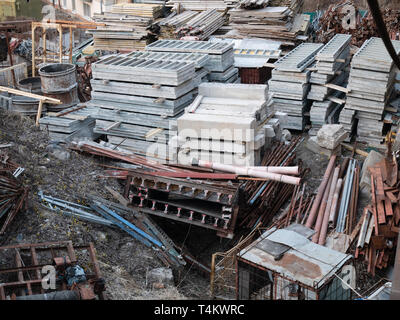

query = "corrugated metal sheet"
(239, 228), (352, 289)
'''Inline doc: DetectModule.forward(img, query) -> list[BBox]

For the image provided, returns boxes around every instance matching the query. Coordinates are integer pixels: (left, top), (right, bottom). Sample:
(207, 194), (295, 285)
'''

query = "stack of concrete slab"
(268, 42), (324, 131)
(39, 106), (99, 142)
(341, 37), (400, 148)
(89, 53), (202, 163)
(308, 34), (351, 135)
(146, 39), (239, 83)
(177, 83), (269, 166)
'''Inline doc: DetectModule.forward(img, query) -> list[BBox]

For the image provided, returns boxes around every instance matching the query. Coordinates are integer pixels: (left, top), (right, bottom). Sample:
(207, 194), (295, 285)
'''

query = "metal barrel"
(38, 63), (80, 111)
(38, 63), (77, 94)
(10, 95), (47, 116)
(16, 77), (42, 94)
(43, 84), (79, 112)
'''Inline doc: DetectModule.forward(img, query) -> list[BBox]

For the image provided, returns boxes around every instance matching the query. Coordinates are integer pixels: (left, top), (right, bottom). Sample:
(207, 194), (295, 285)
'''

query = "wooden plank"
(35, 100), (44, 127)
(324, 83), (350, 93)
(0, 63), (27, 74)
(0, 86), (61, 104)
(370, 173), (380, 235)
(375, 168), (386, 202)
(394, 203), (400, 225)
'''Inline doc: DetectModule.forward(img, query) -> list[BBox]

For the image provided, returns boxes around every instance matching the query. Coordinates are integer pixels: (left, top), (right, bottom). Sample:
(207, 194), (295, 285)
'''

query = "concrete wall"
(302, 0), (400, 11)
(60, 0), (107, 19)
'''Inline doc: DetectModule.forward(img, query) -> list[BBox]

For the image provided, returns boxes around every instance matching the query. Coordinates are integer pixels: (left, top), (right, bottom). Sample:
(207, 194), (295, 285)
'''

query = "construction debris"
(229, 4), (309, 47)
(175, 9), (226, 41)
(305, 155), (360, 248)
(315, 1), (400, 46)
(316, 124), (349, 150)
(0, 152), (28, 234)
(0, 241), (106, 300)
(356, 154), (399, 276)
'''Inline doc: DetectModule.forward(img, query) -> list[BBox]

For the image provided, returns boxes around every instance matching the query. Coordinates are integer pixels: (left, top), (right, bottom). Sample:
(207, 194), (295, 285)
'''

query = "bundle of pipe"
(305, 155), (360, 245)
(193, 159), (301, 185)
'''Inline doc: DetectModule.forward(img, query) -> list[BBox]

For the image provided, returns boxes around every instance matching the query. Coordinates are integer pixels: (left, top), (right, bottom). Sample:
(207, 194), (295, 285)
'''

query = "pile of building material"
(165, 0), (231, 11)
(355, 155), (399, 276)
(268, 42), (324, 131)
(89, 4), (162, 51)
(341, 37), (400, 149)
(175, 9), (226, 40)
(229, 6), (310, 46)
(176, 82), (270, 166)
(239, 137), (304, 229)
(304, 155), (360, 251)
(39, 105), (99, 142)
(239, 0), (269, 9)
(0, 241), (107, 300)
(146, 39), (238, 83)
(70, 140), (243, 239)
(110, 3), (164, 17)
(0, 153), (28, 235)
(308, 34), (351, 135)
(158, 11), (199, 39)
(88, 52), (205, 163)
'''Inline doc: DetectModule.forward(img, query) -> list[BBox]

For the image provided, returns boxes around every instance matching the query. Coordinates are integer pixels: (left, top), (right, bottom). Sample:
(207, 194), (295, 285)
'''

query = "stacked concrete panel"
(341, 37), (400, 148)
(177, 83), (269, 166)
(89, 53), (204, 163)
(39, 106), (99, 142)
(146, 39), (239, 83)
(268, 42), (324, 131)
(308, 34), (351, 135)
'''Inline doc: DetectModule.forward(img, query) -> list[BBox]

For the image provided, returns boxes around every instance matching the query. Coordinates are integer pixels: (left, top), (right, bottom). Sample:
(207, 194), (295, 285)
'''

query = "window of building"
(83, 3), (91, 17)
(71, 0), (76, 11)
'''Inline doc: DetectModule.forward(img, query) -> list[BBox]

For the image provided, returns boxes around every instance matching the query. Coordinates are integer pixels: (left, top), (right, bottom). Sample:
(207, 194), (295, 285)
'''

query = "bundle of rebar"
(238, 137), (305, 229)
(0, 153), (28, 234)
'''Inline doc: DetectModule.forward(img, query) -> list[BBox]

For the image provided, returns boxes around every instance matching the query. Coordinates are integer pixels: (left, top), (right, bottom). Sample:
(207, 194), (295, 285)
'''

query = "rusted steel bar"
(312, 171), (334, 243)
(318, 166), (340, 245)
(328, 178), (343, 227)
(306, 155), (337, 228)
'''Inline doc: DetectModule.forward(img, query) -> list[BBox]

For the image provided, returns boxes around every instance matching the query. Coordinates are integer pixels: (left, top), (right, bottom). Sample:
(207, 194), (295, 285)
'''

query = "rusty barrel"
(11, 95), (47, 116)
(38, 63), (79, 111)
(17, 77), (42, 94)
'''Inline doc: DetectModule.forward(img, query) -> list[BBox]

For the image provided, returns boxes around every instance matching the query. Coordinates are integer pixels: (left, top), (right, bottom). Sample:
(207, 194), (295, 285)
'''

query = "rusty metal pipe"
(328, 178), (343, 227)
(312, 171), (334, 243)
(318, 167), (340, 245)
(306, 155), (337, 228)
